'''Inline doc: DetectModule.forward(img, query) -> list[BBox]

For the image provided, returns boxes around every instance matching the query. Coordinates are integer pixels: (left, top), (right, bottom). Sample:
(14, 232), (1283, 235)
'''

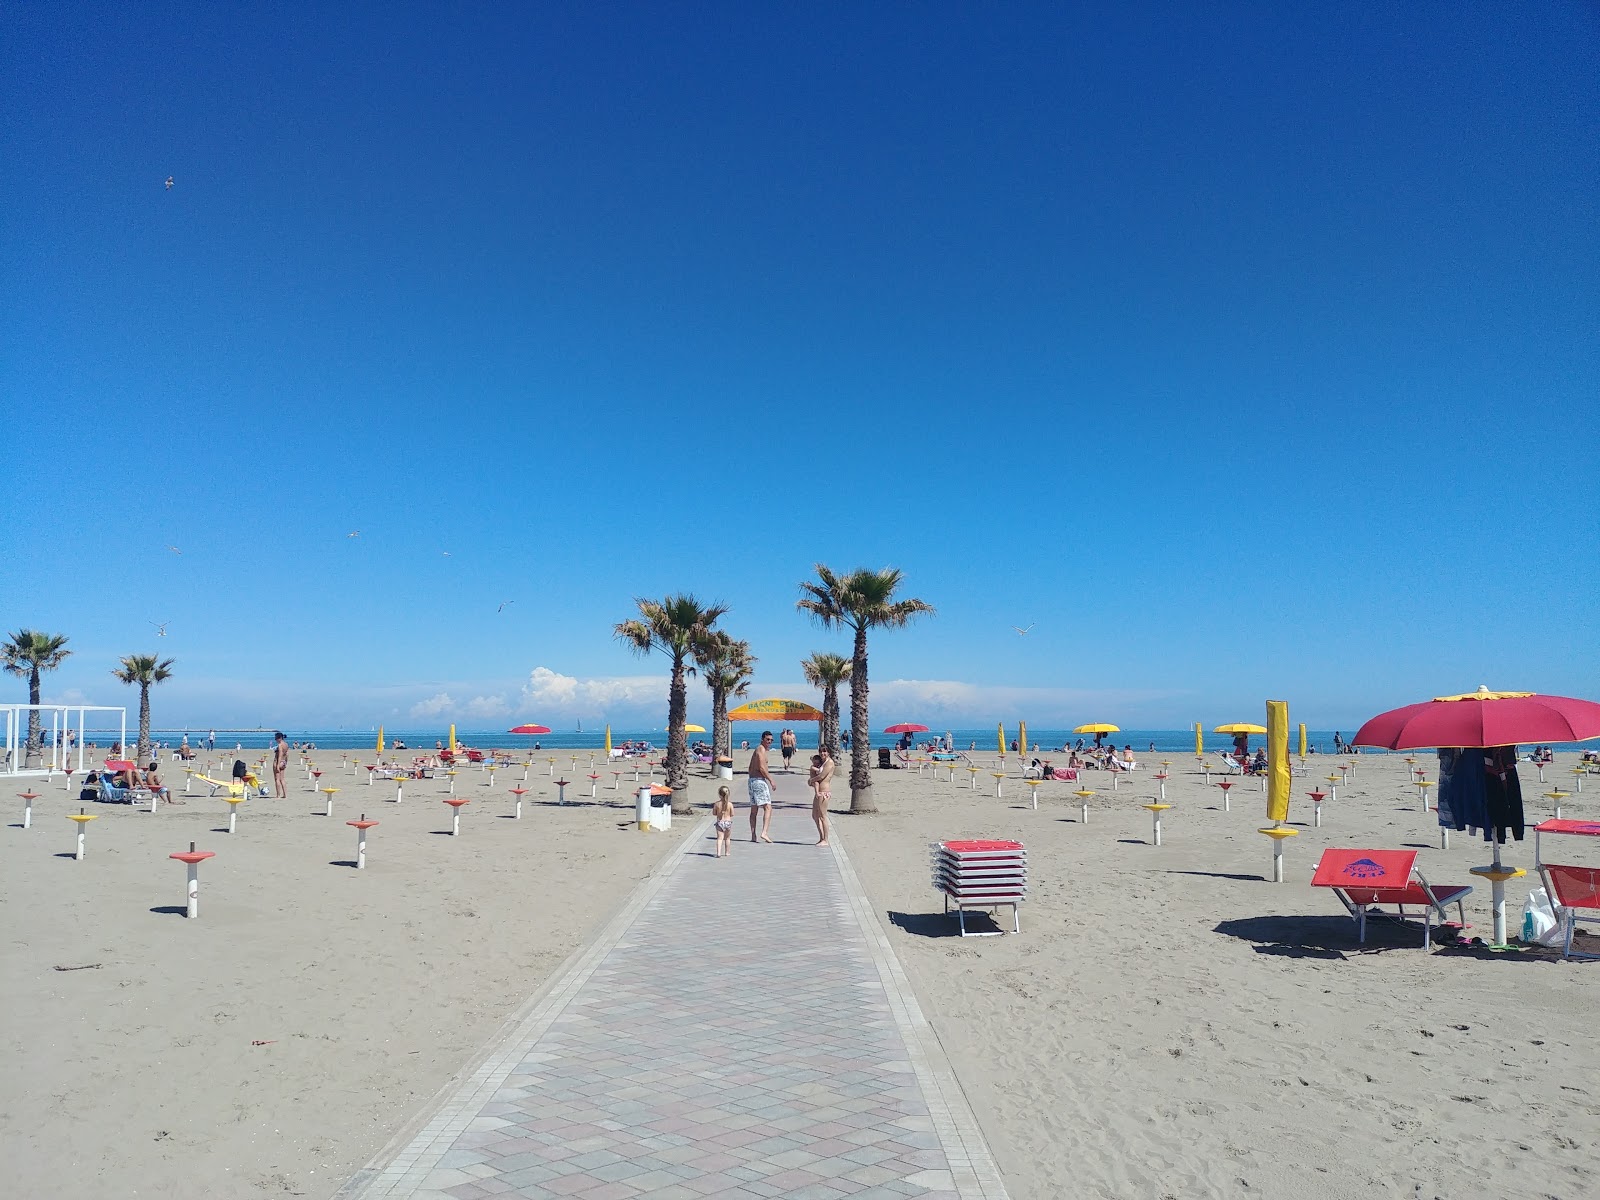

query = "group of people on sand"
(710, 729), (834, 857)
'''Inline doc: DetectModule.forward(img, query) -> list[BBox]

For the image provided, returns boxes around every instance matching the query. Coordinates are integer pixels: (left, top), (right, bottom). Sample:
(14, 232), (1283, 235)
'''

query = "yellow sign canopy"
(727, 698), (822, 721)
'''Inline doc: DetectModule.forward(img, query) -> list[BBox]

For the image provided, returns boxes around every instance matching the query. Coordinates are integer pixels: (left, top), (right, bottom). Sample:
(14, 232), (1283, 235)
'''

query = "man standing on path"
(780, 728), (796, 773)
(748, 730), (776, 843)
(272, 731), (290, 798)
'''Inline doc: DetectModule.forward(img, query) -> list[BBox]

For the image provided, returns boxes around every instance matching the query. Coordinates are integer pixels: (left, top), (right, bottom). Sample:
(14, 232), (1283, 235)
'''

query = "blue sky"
(3, 2), (1596, 732)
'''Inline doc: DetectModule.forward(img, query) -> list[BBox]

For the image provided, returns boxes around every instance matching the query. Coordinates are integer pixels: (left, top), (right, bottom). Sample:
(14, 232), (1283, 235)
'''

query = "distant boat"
(577, 719), (583, 733)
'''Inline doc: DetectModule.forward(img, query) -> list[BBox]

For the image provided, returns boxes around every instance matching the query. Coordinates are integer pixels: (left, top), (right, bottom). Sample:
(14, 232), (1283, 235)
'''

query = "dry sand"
(0, 753), (699, 1199)
(836, 750), (1599, 1200)
(5, 746), (1597, 1200)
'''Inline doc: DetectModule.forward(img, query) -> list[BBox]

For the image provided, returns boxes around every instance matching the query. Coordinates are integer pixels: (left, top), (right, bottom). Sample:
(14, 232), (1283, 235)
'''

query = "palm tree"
(801, 652), (850, 761)
(3, 629), (72, 765)
(797, 566), (934, 814)
(697, 632), (755, 770)
(615, 595), (727, 812)
(112, 654), (175, 764)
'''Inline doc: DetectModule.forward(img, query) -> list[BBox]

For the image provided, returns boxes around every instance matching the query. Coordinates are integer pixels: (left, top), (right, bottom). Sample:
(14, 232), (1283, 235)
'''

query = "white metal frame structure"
(2, 704), (128, 780)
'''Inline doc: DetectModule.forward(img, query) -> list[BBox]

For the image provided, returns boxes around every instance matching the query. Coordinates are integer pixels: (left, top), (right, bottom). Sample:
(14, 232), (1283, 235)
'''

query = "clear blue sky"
(3, 2), (1596, 731)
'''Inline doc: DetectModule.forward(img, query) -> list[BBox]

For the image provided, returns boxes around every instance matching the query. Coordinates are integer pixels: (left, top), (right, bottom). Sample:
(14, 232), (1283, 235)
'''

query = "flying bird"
(1012, 624), (1035, 636)
(347, 530), (361, 538)
(164, 176), (174, 189)
(441, 551), (451, 557)
(152, 621), (170, 637)
(497, 600), (514, 613)
(166, 545), (182, 555)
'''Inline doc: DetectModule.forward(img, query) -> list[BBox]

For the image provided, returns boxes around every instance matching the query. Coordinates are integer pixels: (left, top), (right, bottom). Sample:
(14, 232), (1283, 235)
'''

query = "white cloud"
(463, 694), (509, 718)
(518, 666), (666, 716)
(409, 692), (454, 718)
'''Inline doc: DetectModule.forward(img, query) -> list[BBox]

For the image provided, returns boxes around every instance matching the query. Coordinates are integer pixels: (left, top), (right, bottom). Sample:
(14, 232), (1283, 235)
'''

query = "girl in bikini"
(712, 786), (734, 858)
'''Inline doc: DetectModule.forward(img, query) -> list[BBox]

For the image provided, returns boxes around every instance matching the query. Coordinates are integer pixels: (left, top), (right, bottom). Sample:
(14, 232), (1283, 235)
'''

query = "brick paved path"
(340, 793), (1010, 1200)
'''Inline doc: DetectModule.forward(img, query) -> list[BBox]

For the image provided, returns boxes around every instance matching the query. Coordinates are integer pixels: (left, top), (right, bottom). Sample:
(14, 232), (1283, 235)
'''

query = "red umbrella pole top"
(347, 818), (380, 830)
(443, 798), (471, 809)
(1354, 686), (1600, 750)
(170, 849), (215, 865)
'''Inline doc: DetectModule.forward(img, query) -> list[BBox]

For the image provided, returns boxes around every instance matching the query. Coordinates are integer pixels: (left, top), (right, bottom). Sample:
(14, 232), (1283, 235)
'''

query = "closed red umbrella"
(1353, 687), (1600, 750)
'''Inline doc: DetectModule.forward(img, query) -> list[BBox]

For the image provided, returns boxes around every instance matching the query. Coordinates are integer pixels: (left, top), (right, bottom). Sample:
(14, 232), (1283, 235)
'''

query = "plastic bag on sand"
(1521, 887), (1566, 948)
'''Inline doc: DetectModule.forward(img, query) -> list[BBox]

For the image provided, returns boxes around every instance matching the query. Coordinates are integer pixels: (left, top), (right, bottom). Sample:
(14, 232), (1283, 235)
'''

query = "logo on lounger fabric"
(1343, 858), (1386, 879)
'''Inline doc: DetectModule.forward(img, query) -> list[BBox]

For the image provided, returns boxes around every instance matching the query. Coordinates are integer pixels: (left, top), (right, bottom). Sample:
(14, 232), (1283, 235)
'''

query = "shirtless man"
(779, 728), (796, 773)
(747, 730), (776, 843)
(272, 731), (290, 798)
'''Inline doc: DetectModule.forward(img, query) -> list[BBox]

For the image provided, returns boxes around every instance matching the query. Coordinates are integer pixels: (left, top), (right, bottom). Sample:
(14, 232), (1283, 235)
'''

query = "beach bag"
(1521, 887), (1565, 947)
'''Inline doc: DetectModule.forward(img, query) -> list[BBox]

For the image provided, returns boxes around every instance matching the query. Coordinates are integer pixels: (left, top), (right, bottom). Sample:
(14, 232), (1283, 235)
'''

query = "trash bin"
(714, 756), (733, 781)
(878, 747), (893, 770)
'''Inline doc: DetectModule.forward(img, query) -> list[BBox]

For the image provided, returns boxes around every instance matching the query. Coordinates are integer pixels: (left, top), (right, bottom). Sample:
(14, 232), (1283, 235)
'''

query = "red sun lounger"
(1540, 863), (1600, 961)
(1311, 848), (1472, 951)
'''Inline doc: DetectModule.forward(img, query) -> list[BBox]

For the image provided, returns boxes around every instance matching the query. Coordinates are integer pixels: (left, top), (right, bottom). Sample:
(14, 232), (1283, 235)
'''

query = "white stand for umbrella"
(1470, 834), (1524, 948)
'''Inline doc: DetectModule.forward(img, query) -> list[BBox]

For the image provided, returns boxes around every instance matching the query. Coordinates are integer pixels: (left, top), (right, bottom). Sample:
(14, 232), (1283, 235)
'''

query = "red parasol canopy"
(1353, 686), (1600, 750)
(507, 724), (552, 735)
(883, 723), (930, 734)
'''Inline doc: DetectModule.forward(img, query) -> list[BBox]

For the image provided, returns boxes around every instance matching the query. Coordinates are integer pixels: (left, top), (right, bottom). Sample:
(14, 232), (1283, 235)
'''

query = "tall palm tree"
(615, 594), (727, 811)
(3, 629), (72, 765)
(797, 566), (934, 814)
(112, 654), (175, 764)
(801, 652), (850, 761)
(697, 632), (755, 769)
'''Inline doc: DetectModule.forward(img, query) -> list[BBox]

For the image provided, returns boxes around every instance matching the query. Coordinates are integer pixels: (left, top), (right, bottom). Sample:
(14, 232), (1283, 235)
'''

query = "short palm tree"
(797, 566), (933, 813)
(801, 652), (850, 761)
(112, 654), (175, 764)
(3, 629), (72, 765)
(697, 632), (755, 770)
(615, 595), (727, 811)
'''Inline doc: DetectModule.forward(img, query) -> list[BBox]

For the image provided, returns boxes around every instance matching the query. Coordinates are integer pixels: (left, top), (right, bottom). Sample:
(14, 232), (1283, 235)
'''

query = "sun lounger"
(1311, 848), (1472, 951)
(1538, 863), (1600, 961)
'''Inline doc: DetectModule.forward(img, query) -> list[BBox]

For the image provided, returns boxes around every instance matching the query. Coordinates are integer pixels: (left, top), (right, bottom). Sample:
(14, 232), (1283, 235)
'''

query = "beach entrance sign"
(727, 699), (822, 722)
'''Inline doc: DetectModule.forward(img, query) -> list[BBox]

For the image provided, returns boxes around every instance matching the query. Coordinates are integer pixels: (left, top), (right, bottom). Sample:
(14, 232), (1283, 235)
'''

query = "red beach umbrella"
(1353, 687), (1600, 750)
(507, 724), (553, 735)
(883, 723), (930, 734)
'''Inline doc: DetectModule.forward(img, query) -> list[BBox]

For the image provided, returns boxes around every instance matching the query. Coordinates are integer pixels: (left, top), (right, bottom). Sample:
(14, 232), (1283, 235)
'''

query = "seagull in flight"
(152, 621), (170, 637)
(164, 176), (174, 189)
(498, 600), (514, 613)
(441, 550), (451, 557)
(347, 530), (361, 538)
(1012, 623), (1035, 636)
(166, 545), (182, 555)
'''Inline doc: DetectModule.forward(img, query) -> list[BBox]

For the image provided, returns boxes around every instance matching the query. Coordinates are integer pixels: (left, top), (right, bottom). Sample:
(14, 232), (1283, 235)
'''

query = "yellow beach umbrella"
(376, 726), (385, 754)
(997, 723), (1006, 756)
(1195, 722), (1203, 756)
(605, 725), (612, 757)
(1267, 701), (1291, 823)
(684, 724), (706, 733)
(1019, 721), (1028, 757)
(448, 724), (457, 752)
(1213, 723), (1269, 735)
(1298, 722), (1307, 759)
(1073, 723), (1120, 735)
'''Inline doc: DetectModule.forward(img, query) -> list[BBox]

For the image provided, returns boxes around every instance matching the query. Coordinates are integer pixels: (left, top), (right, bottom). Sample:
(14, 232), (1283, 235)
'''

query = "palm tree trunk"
(666, 652), (692, 813)
(138, 685), (152, 763)
(711, 686), (729, 766)
(26, 667), (41, 766)
(820, 686), (840, 760)
(848, 625), (875, 813)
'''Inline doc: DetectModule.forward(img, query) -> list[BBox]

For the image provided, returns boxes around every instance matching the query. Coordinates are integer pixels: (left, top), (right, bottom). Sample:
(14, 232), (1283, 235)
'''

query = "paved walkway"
(339, 789), (1011, 1200)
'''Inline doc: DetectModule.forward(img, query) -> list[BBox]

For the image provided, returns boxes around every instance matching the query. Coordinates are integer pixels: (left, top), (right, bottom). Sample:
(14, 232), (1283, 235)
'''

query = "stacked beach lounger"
(931, 839), (1027, 936)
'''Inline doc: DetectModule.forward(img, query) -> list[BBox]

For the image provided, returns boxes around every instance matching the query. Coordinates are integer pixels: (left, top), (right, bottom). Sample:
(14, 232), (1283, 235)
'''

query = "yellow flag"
(998, 723), (1006, 756)
(1298, 722), (1307, 759)
(1195, 722), (1203, 756)
(1267, 701), (1290, 823)
(1019, 721), (1028, 757)
(376, 726), (385, 754)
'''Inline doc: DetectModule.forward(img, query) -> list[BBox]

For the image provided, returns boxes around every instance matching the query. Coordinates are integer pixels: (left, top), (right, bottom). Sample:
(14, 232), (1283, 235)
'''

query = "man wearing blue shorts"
(747, 730), (776, 843)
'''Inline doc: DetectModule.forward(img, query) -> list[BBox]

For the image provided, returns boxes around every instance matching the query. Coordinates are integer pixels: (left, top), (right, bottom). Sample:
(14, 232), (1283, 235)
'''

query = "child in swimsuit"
(712, 785), (734, 858)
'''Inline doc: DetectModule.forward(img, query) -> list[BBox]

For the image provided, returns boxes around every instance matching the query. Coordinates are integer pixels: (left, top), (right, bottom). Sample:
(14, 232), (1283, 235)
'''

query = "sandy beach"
(0, 754), (697, 1200)
(838, 749), (1599, 1200)
(3, 747), (1596, 1199)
